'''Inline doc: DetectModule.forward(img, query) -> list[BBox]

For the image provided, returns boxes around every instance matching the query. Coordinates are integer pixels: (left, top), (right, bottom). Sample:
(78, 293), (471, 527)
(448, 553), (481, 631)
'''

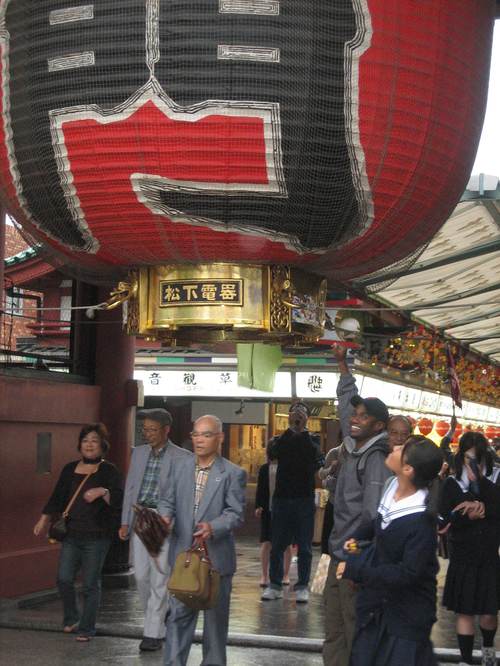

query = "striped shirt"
(137, 445), (167, 508)
(194, 461), (215, 514)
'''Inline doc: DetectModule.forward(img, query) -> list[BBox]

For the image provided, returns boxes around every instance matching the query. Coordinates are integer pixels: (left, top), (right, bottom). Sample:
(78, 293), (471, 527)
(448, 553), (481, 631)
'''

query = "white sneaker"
(295, 588), (309, 603)
(482, 646), (497, 666)
(261, 586), (283, 601)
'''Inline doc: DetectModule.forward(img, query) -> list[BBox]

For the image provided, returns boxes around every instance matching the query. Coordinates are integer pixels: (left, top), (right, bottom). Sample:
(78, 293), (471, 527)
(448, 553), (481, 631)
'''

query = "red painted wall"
(0, 373), (101, 597)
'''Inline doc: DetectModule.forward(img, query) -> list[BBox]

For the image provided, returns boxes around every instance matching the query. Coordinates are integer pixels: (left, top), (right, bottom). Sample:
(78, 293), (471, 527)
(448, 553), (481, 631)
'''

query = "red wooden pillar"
(94, 293), (135, 476)
(93, 292), (135, 574)
(0, 206), (5, 324)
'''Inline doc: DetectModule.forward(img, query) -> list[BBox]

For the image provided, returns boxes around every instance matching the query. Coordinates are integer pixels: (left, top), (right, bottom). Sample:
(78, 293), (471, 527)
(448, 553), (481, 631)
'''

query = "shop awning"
(356, 175), (500, 364)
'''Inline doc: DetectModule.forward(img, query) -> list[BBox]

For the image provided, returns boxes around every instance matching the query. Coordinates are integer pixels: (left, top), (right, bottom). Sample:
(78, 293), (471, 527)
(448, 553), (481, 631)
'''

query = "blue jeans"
(57, 536), (111, 636)
(269, 496), (315, 590)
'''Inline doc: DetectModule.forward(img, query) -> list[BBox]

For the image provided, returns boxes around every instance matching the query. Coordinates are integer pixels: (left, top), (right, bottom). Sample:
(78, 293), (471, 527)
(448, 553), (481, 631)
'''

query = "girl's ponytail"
(425, 477), (441, 521)
(402, 436), (444, 522)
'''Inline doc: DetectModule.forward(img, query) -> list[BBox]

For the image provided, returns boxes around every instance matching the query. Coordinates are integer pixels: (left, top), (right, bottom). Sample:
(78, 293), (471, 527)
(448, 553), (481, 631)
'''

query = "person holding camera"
(439, 432), (500, 666)
(261, 402), (325, 604)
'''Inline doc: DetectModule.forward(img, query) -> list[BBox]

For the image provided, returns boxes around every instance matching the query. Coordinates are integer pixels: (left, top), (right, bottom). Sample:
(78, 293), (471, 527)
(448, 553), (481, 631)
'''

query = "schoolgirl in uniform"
(439, 432), (500, 666)
(337, 435), (443, 666)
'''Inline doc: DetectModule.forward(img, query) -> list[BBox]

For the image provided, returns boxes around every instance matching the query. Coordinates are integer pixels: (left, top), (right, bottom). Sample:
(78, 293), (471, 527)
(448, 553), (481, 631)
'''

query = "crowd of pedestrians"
(31, 357), (499, 666)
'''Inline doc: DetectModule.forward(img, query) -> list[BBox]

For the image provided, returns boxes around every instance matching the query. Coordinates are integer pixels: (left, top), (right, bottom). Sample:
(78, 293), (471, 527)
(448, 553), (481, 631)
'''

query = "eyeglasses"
(142, 427), (163, 434)
(190, 431), (217, 439)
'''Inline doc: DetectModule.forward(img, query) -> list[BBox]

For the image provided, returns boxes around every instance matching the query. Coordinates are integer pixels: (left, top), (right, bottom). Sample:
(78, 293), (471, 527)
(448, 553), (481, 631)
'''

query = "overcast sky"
(472, 21), (500, 177)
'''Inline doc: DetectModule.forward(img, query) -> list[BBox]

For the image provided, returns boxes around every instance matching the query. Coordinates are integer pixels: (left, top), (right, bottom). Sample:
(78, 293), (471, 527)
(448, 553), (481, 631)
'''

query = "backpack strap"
(355, 444), (388, 485)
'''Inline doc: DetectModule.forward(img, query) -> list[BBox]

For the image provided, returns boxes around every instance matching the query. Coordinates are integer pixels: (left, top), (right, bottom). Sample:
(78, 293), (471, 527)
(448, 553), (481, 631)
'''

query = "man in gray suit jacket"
(119, 409), (191, 652)
(159, 414), (247, 666)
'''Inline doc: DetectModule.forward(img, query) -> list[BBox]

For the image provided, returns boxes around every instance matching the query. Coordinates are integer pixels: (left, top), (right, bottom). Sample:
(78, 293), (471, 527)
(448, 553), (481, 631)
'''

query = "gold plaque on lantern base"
(126, 264), (327, 345)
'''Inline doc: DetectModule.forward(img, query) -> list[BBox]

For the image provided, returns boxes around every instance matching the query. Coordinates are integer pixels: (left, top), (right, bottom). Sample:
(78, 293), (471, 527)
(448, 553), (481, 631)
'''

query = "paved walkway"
(0, 629), (323, 666)
(0, 538), (498, 663)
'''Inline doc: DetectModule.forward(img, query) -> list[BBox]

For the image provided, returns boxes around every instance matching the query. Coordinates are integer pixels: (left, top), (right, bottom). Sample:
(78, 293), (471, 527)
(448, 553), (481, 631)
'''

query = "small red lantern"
(417, 418), (433, 437)
(485, 425), (497, 440)
(435, 420), (450, 438)
(454, 422), (463, 438)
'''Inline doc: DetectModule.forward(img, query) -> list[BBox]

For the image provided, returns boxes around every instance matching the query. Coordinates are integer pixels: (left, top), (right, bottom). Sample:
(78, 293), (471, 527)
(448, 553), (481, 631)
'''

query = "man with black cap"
(323, 355), (392, 666)
(119, 409), (191, 652)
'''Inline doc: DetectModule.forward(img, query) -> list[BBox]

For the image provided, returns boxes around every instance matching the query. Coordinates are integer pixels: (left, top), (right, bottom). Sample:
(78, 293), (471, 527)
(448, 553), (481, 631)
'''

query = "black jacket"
(439, 473), (500, 564)
(269, 429), (324, 499)
(344, 512), (438, 642)
(43, 460), (123, 535)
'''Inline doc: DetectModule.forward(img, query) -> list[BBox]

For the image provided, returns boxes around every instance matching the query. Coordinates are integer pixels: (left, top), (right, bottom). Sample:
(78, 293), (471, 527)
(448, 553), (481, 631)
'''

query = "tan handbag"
(167, 541), (220, 610)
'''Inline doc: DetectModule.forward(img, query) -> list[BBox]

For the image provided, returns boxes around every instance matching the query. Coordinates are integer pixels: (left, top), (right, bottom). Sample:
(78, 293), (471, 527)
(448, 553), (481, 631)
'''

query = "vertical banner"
(446, 344), (463, 409)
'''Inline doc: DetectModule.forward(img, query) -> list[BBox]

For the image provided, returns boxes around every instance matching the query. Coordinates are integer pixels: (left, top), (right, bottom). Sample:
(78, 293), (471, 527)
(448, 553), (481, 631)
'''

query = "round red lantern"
(417, 418), (434, 437)
(0, 1), (494, 283)
(435, 420), (450, 438)
(454, 422), (463, 438)
(485, 425), (497, 440)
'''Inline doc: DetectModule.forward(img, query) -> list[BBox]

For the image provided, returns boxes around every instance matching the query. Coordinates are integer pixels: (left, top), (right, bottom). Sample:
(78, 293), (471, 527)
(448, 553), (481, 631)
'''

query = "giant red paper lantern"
(0, 1), (495, 281)
(417, 418), (434, 437)
(435, 420), (450, 438)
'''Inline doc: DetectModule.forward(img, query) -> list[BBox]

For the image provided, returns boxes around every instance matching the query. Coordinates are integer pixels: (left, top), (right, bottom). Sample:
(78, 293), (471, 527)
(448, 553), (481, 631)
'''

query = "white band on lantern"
(49, 5), (94, 25)
(219, 0), (280, 15)
(217, 45), (280, 63)
(47, 52), (95, 72)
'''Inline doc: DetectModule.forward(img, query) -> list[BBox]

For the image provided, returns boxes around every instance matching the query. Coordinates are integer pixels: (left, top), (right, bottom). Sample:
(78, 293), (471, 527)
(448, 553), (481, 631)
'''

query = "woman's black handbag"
(48, 515), (69, 542)
(48, 471), (94, 543)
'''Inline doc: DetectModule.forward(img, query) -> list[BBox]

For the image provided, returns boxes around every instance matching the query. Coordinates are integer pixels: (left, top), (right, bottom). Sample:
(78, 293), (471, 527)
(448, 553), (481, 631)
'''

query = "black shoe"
(139, 637), (163, 652)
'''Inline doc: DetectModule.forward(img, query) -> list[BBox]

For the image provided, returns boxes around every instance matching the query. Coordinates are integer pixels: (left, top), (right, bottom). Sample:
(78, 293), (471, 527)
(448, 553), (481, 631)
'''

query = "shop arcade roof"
(358, 175), (500, 364)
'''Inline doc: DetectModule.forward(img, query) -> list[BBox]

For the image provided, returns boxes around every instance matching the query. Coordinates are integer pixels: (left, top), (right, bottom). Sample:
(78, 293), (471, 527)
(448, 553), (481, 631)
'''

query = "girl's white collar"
(378, 477), (428, 529)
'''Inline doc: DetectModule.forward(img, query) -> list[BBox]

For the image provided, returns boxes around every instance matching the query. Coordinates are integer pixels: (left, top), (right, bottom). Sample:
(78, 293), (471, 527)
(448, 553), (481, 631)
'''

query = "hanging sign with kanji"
(159, 279), (243, 307)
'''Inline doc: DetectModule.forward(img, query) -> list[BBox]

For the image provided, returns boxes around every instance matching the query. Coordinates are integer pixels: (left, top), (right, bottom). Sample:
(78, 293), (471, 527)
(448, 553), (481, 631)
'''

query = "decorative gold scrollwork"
(270, 265), (291, 332)
(105, 278), (138, 311)
(124, 271), (140, 335)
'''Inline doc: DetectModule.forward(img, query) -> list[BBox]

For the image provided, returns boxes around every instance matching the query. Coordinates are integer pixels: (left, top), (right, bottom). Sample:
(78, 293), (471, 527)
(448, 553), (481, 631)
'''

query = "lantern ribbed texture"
(0, 0), (495, 281)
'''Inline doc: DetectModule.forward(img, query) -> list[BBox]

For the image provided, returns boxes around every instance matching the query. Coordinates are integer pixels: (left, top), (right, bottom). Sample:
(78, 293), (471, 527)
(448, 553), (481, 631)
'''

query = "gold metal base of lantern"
(119, 264), (327, 345)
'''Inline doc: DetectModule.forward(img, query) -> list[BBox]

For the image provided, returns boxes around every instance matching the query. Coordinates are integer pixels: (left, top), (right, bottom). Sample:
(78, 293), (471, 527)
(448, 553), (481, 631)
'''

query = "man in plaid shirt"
(120, 409), (191, 652)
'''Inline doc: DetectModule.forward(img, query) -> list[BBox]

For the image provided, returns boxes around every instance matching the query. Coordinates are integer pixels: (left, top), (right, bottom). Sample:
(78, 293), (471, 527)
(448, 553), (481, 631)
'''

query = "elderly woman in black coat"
(33, 423), (123, 641)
